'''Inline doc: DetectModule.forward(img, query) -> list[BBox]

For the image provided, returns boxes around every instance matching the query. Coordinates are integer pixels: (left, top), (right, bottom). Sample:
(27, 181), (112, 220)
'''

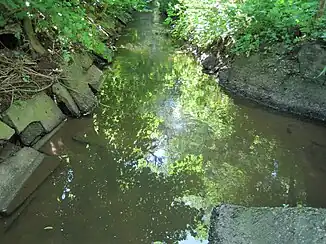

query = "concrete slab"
(52, 83), (81, 117)
(0, 121), (15, 141)
(209, 204), (326, 244)
(63, 63), (98, 115)
(1, 93), (65, 145)
(86, 65), (105, 93)
(0, 147), (59, 215)
(20, 121), (44, 146)
(0, 143), (21, 162)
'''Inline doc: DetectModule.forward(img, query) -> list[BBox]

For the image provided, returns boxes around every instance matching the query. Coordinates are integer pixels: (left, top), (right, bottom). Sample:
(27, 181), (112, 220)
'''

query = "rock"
(0, 121), (15, 141)
(1, 93), (66, 145)
(200, 53), (218, 73)
(0, 143), (21, 163)
(73, 52), (93, 70)
(0, 147), (59, 215)
(63, 63), (98, 115)
(52, 83), (81, 117)
(298, 43), (326, 83)
(209, 205), (326, 244)
(20, 121), (44, 146)
(117, 12), (132, 25)
(209, 204), (326, 244)
(86, 65), (105, 93)
(222, 44), (326, 121)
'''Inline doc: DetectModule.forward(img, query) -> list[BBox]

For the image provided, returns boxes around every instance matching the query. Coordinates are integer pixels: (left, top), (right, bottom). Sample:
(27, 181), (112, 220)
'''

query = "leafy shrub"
(162, 0), (326, 54)
(0, 0), (145, 58)
(159, 0), (178, 15)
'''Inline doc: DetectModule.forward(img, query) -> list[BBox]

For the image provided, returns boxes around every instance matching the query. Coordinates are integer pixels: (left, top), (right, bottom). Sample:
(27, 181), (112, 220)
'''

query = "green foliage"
(162, 0), (326, 54)
(0, 0), (145, 57)
(159, 0), (178, 14)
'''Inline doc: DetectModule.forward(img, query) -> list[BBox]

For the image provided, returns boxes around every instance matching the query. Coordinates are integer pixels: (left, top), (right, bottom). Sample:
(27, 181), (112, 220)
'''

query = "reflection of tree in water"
(66, 44), (205, 243)
(150, 53), (308, 209)
(73, 33), (307, 242)
(164, 113), (307, 207)
(62, 144), (203, 243)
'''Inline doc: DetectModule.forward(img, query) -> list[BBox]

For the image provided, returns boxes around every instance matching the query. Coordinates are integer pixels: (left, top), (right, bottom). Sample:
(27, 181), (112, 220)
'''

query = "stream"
(2, 4), (326, 244)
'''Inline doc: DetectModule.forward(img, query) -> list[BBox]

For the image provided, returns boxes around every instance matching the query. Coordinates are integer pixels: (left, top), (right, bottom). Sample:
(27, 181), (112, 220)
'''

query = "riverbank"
(209, 204), (326, 243)
(0, 7), (135, 231)
(198, 41), (326, 121)
(161, 0), (326, 121)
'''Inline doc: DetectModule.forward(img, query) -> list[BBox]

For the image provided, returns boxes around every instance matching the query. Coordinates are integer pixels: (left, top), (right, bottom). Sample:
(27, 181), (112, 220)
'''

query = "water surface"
(2, 4), (326, 244)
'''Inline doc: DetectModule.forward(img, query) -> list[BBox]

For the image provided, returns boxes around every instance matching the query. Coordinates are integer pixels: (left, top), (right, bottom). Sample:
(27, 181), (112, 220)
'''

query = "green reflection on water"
(90, 5), (309, 242)
(3, 3), (326, 244)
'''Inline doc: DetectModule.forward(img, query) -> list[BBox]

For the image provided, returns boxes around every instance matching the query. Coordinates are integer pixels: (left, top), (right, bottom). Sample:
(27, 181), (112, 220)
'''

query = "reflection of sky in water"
(179, 234), (208, 244)
(158, 98), (186, 132)
(145, 96), (188, 167)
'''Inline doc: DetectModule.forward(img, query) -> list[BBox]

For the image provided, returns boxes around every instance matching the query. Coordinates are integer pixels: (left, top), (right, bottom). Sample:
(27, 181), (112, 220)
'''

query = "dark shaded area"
(0, 34), (19, 49)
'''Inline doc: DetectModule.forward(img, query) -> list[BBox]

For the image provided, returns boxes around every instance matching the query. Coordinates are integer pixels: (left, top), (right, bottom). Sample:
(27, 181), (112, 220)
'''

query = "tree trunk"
(23, 17), (46, 55)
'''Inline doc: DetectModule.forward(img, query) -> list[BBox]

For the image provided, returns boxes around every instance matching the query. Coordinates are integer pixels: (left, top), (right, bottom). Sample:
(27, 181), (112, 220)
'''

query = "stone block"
(73, 52), (94, 70)
(209, 204), (326, 244)
(20, 121), (44, 146)
(1, 93), (66, 145)
(298, 43), (326, 83)
(0, 147), (44, 215)
(63, 63), (98, 115)
(117, 12), (132, 25)
(86, 65), (105, 93)
(0, 143), (21, 163)
(0, 121), (15, 141)
(52, 83), (81, 117)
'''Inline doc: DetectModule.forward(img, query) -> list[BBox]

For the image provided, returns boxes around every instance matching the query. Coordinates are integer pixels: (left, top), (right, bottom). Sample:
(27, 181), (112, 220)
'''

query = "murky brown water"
(1, 2), (326, 244)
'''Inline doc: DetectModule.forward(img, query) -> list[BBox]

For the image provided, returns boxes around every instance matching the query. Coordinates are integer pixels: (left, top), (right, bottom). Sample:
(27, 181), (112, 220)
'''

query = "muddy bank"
(209, 204), (326, 244)
(198, 42), (326, 121)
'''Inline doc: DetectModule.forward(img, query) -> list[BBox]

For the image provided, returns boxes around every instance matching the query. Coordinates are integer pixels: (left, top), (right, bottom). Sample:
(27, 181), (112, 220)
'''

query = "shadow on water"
(2, 2), (326, 244)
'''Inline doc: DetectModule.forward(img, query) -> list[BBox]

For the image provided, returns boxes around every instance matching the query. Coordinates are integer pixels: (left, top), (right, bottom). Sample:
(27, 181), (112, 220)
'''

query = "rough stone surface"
(0, 121), (15, 141)
(20, 121), (44, 146)
(52, 83), (81, 117)
(298, 43), (326, 83)
(0, 147), (45, 215)
(86, 65), (105, 92)
(200, 53), (218, 73)
(1, 92), (66, 135)
(0, 143), (21, 163)
(209, 204), (326, 244)
(73, 52), (94, 70)
(218, 42), (326, 121)
(0, 191), (34, 233)
(117, 12), (132, 25)
(63, 63), (98, 115)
